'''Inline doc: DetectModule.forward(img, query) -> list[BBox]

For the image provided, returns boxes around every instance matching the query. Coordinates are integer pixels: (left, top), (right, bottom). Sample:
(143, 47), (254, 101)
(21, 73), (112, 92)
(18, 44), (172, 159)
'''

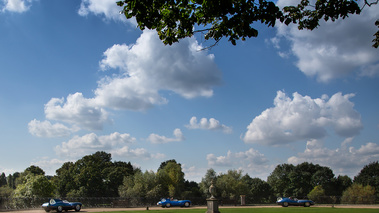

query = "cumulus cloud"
(96, 30), (221, 110)
(31, 157), (67, 176)
(28, 119), (78, 138)
(186, 116), (232, 134)
(207, 149), (271, 178)
(147, 128), (184, 144)
(111, 146), (152, 159)
(207, 149), (269, 167)
(242, 91), (362, 145)
(272, 0), (379, 82)
(44, 93), (110, 131)
(55, 132), (136, 157)
(31, 30), (220, 135)
(1, 0), (32, 13)
(78, 0), (128, 22)
(288, 138), (379, 177)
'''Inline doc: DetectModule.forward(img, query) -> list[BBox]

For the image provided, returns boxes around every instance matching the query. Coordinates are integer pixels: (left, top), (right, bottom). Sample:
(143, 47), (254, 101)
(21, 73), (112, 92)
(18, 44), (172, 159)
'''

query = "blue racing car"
(276, 197), (315, 207)
(157, 198), (191, 208)
(42, 198), (82, 212)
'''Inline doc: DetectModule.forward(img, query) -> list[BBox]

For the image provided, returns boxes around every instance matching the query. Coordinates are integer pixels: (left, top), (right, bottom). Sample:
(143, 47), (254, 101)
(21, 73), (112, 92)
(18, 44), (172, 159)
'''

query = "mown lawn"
(98, 207), (379, 213)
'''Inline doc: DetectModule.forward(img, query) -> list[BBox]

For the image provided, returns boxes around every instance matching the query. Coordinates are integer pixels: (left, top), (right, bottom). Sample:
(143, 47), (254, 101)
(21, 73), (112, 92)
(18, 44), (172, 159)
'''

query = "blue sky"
(0, 0), (378, 182)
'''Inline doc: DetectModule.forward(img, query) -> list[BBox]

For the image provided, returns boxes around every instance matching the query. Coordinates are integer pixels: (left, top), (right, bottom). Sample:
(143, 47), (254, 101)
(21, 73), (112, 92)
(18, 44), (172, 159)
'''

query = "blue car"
(276, 197), (315, 207)
(42, 199), (82, 212)
(157, 198), (191, 208)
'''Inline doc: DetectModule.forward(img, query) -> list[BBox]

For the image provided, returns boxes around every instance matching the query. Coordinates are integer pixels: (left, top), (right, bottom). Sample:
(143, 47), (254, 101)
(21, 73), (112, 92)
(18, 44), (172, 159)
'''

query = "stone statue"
(209, 180), (216, 199)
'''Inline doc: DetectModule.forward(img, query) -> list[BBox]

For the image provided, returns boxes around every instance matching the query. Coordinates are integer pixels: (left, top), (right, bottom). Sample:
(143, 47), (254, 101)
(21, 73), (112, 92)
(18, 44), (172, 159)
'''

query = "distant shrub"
(341, 184), (375, 204)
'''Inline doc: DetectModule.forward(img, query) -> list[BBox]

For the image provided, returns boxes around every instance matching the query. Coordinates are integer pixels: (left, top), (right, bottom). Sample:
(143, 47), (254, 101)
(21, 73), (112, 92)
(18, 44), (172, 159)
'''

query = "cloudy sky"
(0, 0), (378, 182)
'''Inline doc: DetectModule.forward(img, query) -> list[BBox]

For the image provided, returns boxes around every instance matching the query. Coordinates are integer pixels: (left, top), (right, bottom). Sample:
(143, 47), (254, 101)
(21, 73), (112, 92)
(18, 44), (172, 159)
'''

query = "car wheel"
(184, 202), (190, 207)
(57, 206), (63, 212)
(75, 204), (81, 212)
(282, 202), (289, 207)
(304, 202), (310, 207)
(166, 203), (171, 208)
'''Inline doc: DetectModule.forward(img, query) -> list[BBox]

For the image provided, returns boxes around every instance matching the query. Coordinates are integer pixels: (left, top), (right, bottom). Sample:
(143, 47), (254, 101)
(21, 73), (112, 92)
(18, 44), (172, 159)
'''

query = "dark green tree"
(158, 159), (179, 171)
(7, 172), (20, 189)
(103, 161), (135, 197)
(24, 165), (45, 176)
(354, 161), (379, 197)
(267, 163), (295, 197)
(54, 151), (135, 197)
(246, 177), (273, 203)
(268, 162), (335, 198)
(55, 162), (76, 197)
(117, 0), (378, 48)
(182, 180), (202, 198)
(330, 175), (352, 196)
(0, 172), (7, 187)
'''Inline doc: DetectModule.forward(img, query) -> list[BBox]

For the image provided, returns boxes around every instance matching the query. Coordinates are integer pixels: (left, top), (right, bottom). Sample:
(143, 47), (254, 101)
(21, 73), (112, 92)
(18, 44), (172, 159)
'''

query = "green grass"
(96, 207), (379, 213)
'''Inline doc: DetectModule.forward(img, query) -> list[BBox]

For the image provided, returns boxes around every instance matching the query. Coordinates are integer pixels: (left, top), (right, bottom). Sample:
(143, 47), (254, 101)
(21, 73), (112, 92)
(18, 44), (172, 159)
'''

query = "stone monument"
(206, 180), (220, 213)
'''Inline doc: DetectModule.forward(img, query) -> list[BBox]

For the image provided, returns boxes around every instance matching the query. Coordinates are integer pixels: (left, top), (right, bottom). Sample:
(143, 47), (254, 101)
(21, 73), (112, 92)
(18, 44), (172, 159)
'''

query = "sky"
(0, 0), (378, 183)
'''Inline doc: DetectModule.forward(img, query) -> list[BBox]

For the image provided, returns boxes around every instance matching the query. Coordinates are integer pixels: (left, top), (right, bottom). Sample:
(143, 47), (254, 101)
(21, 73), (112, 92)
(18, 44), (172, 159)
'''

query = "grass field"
(96, 207), (379, 213)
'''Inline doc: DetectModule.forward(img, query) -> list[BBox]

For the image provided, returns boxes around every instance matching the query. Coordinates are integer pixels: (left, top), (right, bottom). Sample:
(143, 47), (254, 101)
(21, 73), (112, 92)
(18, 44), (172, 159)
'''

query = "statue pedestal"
(206, 198), (220, 213)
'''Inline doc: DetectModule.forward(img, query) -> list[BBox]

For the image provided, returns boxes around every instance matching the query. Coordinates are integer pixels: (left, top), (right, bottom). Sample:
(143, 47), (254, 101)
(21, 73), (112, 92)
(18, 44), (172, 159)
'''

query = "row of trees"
(1, 151), (378, 205)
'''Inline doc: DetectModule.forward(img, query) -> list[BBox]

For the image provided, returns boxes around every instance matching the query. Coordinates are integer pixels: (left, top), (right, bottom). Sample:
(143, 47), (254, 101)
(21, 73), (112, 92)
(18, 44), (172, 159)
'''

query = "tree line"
(0, 151), (378, 205)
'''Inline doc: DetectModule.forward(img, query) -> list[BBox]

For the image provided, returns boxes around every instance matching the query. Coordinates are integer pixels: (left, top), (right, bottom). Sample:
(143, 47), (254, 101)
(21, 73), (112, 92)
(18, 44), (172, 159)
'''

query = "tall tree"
(245, 177), (273, 203)
(7, 172), (20, 189)
(267, 163), (295, 197)
(215, 170), (250, 200)
(157, 160), (185, 197)
(24, 165), (45, 176)
(54, 151), (135, 197)
(199, 168), (217, 197)
(117, 0), (378, 48)
(0, 172), (7, 187)
(119, 169), (162, 200)
(330, 175), (352, 196)
(354, 161), (379, 197)
(55, 162), (76, 197)
(268, 162), (335, 197)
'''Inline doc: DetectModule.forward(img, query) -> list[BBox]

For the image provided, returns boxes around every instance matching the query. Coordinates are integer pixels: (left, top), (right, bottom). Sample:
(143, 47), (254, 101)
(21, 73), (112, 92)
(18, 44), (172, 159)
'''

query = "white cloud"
(1, 0), (32, 13)
(78, 0), (128, 22)
(206, 149), (271, 179)
(273, 0), (379, 82)
(182, 165), (206, 183)
(288, 138), (379, 177)
(186, 116), (232, 134)
(111, 146), (152, 159)
(242, 91), (362, 145)
(207, 149), (269, 167)
(148, 128), (184, 144)
(31, 157), (67, 176)
(28, 119), (78, 138)
(33, 30), (220, 135)
(55, 132), (136, 158)
(96, 30), (221, 110)
(44, 93), (110, 131)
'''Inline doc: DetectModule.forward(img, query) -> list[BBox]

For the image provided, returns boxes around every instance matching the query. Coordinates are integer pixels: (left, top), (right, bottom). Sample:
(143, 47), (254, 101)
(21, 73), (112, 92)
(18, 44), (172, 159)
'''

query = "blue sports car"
(42, 199), (82, 212)
(157, 198), (191, 208)
(276, 197), (315, 207)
